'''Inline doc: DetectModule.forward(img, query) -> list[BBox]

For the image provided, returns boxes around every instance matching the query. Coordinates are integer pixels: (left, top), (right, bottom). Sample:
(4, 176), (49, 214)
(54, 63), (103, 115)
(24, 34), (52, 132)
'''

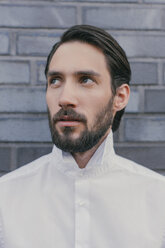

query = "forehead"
(48, 41), (109, 75)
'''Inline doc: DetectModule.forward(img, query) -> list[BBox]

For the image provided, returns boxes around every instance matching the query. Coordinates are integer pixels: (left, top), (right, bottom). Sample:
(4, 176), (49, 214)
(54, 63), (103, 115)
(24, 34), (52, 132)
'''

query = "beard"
(48, 97), (114, 153)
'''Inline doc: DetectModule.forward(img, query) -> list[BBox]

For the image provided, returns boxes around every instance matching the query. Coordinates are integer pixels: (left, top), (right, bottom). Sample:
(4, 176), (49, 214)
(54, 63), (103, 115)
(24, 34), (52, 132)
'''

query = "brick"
(159, 171), (165, 176)
(83, 6), (162, 30)
(0, 147), (11, 172)
(17, 34), (60, 56)
(0, 5), (76, 28)
(130, 62), (158, 85)
(0, 61), (30, 83)
(0, 87), (47, 112)
(0, 33), (9, 54)
(144, 0), (165, 3)
(125, 89), (139, 113)
(144, 89), (165, 112)
(37, 61), (46, 83)
(163, 64), (165, 84)
(124, 116), (165, 141)
(0, 172), (7, 177)
(115, 34), (165, 58)
(115, 145), (165, 170)
(17, 146), (52, 168)
(0, 116), (51, 142)
(69, 0), (138, 1)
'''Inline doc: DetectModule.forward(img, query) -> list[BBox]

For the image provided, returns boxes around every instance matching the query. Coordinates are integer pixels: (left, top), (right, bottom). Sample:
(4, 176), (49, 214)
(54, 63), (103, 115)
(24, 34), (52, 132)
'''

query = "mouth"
(56, 115), (81, 127)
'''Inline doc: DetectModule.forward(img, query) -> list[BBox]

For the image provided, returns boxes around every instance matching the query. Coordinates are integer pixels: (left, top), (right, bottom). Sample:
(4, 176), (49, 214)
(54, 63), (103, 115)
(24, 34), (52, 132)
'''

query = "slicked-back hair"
(45, 25), (131, 132)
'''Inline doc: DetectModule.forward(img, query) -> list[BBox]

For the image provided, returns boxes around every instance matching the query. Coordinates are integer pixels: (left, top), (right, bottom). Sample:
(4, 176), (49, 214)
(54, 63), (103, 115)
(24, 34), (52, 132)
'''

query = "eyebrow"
(47, 70), (101, 78)
(75, 70), (101, 77)
(47, 71), (62, 78)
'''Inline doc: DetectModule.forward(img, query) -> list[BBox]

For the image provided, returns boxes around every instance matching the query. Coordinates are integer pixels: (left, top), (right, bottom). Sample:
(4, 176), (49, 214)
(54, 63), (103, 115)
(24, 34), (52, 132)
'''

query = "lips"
(56, 115), (81, 127)
(59, 115), (81, 122)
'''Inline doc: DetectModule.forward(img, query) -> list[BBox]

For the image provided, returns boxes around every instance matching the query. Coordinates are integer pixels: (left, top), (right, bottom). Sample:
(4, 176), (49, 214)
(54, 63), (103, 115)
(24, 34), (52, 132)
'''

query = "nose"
(58, 82), (78, 109)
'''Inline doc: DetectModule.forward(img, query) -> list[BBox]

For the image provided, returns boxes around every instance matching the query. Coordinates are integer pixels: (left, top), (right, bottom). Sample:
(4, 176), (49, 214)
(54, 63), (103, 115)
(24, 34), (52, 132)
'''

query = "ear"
(113, 84), (130, 112)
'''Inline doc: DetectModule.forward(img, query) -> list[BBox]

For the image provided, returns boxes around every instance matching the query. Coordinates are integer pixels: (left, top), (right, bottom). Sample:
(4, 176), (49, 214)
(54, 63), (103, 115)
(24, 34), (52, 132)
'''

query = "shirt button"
(78, 200), (85, 206)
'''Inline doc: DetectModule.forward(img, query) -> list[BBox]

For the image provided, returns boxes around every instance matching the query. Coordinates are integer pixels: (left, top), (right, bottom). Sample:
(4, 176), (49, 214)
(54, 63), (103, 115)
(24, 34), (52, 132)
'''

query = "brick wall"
(0, 0), (165, 175)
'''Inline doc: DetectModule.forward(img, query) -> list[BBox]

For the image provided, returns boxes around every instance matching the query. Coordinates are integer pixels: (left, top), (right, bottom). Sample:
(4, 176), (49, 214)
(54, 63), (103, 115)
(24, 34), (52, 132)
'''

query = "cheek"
(83, 98), (105, 124)
(85, 91), (113, 124)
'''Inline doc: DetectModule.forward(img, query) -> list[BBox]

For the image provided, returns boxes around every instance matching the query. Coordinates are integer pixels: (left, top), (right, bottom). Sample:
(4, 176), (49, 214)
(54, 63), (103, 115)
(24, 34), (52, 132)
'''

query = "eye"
(49, 77), (61, 86)
(80, 76), (94, 85)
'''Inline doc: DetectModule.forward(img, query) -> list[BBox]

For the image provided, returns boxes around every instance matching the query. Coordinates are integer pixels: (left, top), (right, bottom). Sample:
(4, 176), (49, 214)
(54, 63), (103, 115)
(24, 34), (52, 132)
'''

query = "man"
(0, 25), (165, 248)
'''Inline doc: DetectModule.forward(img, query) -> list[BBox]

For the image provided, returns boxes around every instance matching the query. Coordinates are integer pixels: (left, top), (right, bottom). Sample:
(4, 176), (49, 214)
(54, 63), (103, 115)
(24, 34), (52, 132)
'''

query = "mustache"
(52, 108), (87, 124)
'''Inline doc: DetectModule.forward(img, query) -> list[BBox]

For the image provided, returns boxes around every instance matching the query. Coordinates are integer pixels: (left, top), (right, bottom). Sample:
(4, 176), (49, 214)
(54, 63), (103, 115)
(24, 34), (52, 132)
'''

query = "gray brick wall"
(0, 0), (165, 175)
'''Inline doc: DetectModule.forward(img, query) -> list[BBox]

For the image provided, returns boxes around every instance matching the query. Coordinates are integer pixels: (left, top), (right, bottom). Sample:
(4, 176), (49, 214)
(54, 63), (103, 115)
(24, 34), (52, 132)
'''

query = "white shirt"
(0, 132), (165, 248)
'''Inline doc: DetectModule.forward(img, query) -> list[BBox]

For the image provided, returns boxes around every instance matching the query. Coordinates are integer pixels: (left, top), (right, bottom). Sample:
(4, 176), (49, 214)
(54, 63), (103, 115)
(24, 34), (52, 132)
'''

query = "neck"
(72, 130), (110, 169)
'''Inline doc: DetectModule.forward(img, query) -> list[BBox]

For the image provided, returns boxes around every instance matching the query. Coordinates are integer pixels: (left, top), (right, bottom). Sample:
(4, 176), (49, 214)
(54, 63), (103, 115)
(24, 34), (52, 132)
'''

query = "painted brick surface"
(83, 7), (163, 30)
(0, 116), (51, 142)
(145, 90), (165, 112)
(0, 33), (9, 54)
(124, 116), (165, 141)
(0, 61), (30, 83)
(17, 34), (60, 56)
(163, 64), (165, 84)
(125, 89), (139, 113)
(130, 62), (158, 85)
(115, 34), (165, 57)
(37, 61), (46, 83)
(0, 147), (11, 172)
(0, 5), (76, 28)
(144, 0), (165, 3)
(115, 145), (165, 170)
(0, 87), (46, 112)
(67, 0), (138, 2)
(17, 146), (52, 167)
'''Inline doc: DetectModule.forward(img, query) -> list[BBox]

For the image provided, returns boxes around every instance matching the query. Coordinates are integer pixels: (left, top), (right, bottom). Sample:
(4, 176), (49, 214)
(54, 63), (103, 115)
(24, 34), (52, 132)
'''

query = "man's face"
(46, 41), (116, 153)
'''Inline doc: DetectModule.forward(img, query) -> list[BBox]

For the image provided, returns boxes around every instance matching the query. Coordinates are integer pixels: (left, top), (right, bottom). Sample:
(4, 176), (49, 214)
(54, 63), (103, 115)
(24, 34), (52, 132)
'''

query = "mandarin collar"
(50, 131), (116, 178)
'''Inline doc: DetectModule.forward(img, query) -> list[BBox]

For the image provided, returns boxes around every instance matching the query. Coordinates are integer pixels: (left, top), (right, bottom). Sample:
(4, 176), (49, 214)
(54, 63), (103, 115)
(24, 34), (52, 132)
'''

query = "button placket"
(75, 179), (90, 248)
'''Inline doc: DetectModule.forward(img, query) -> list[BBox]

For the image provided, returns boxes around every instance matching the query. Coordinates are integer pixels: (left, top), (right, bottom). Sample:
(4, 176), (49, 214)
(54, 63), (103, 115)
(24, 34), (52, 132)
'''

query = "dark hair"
(45, 25), (131, 132)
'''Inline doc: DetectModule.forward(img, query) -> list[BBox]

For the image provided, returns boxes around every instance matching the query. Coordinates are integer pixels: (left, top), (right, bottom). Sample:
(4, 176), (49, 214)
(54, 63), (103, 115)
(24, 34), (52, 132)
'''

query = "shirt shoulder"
(114, 153), (165, 184)
(0, 152), (52, 185)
